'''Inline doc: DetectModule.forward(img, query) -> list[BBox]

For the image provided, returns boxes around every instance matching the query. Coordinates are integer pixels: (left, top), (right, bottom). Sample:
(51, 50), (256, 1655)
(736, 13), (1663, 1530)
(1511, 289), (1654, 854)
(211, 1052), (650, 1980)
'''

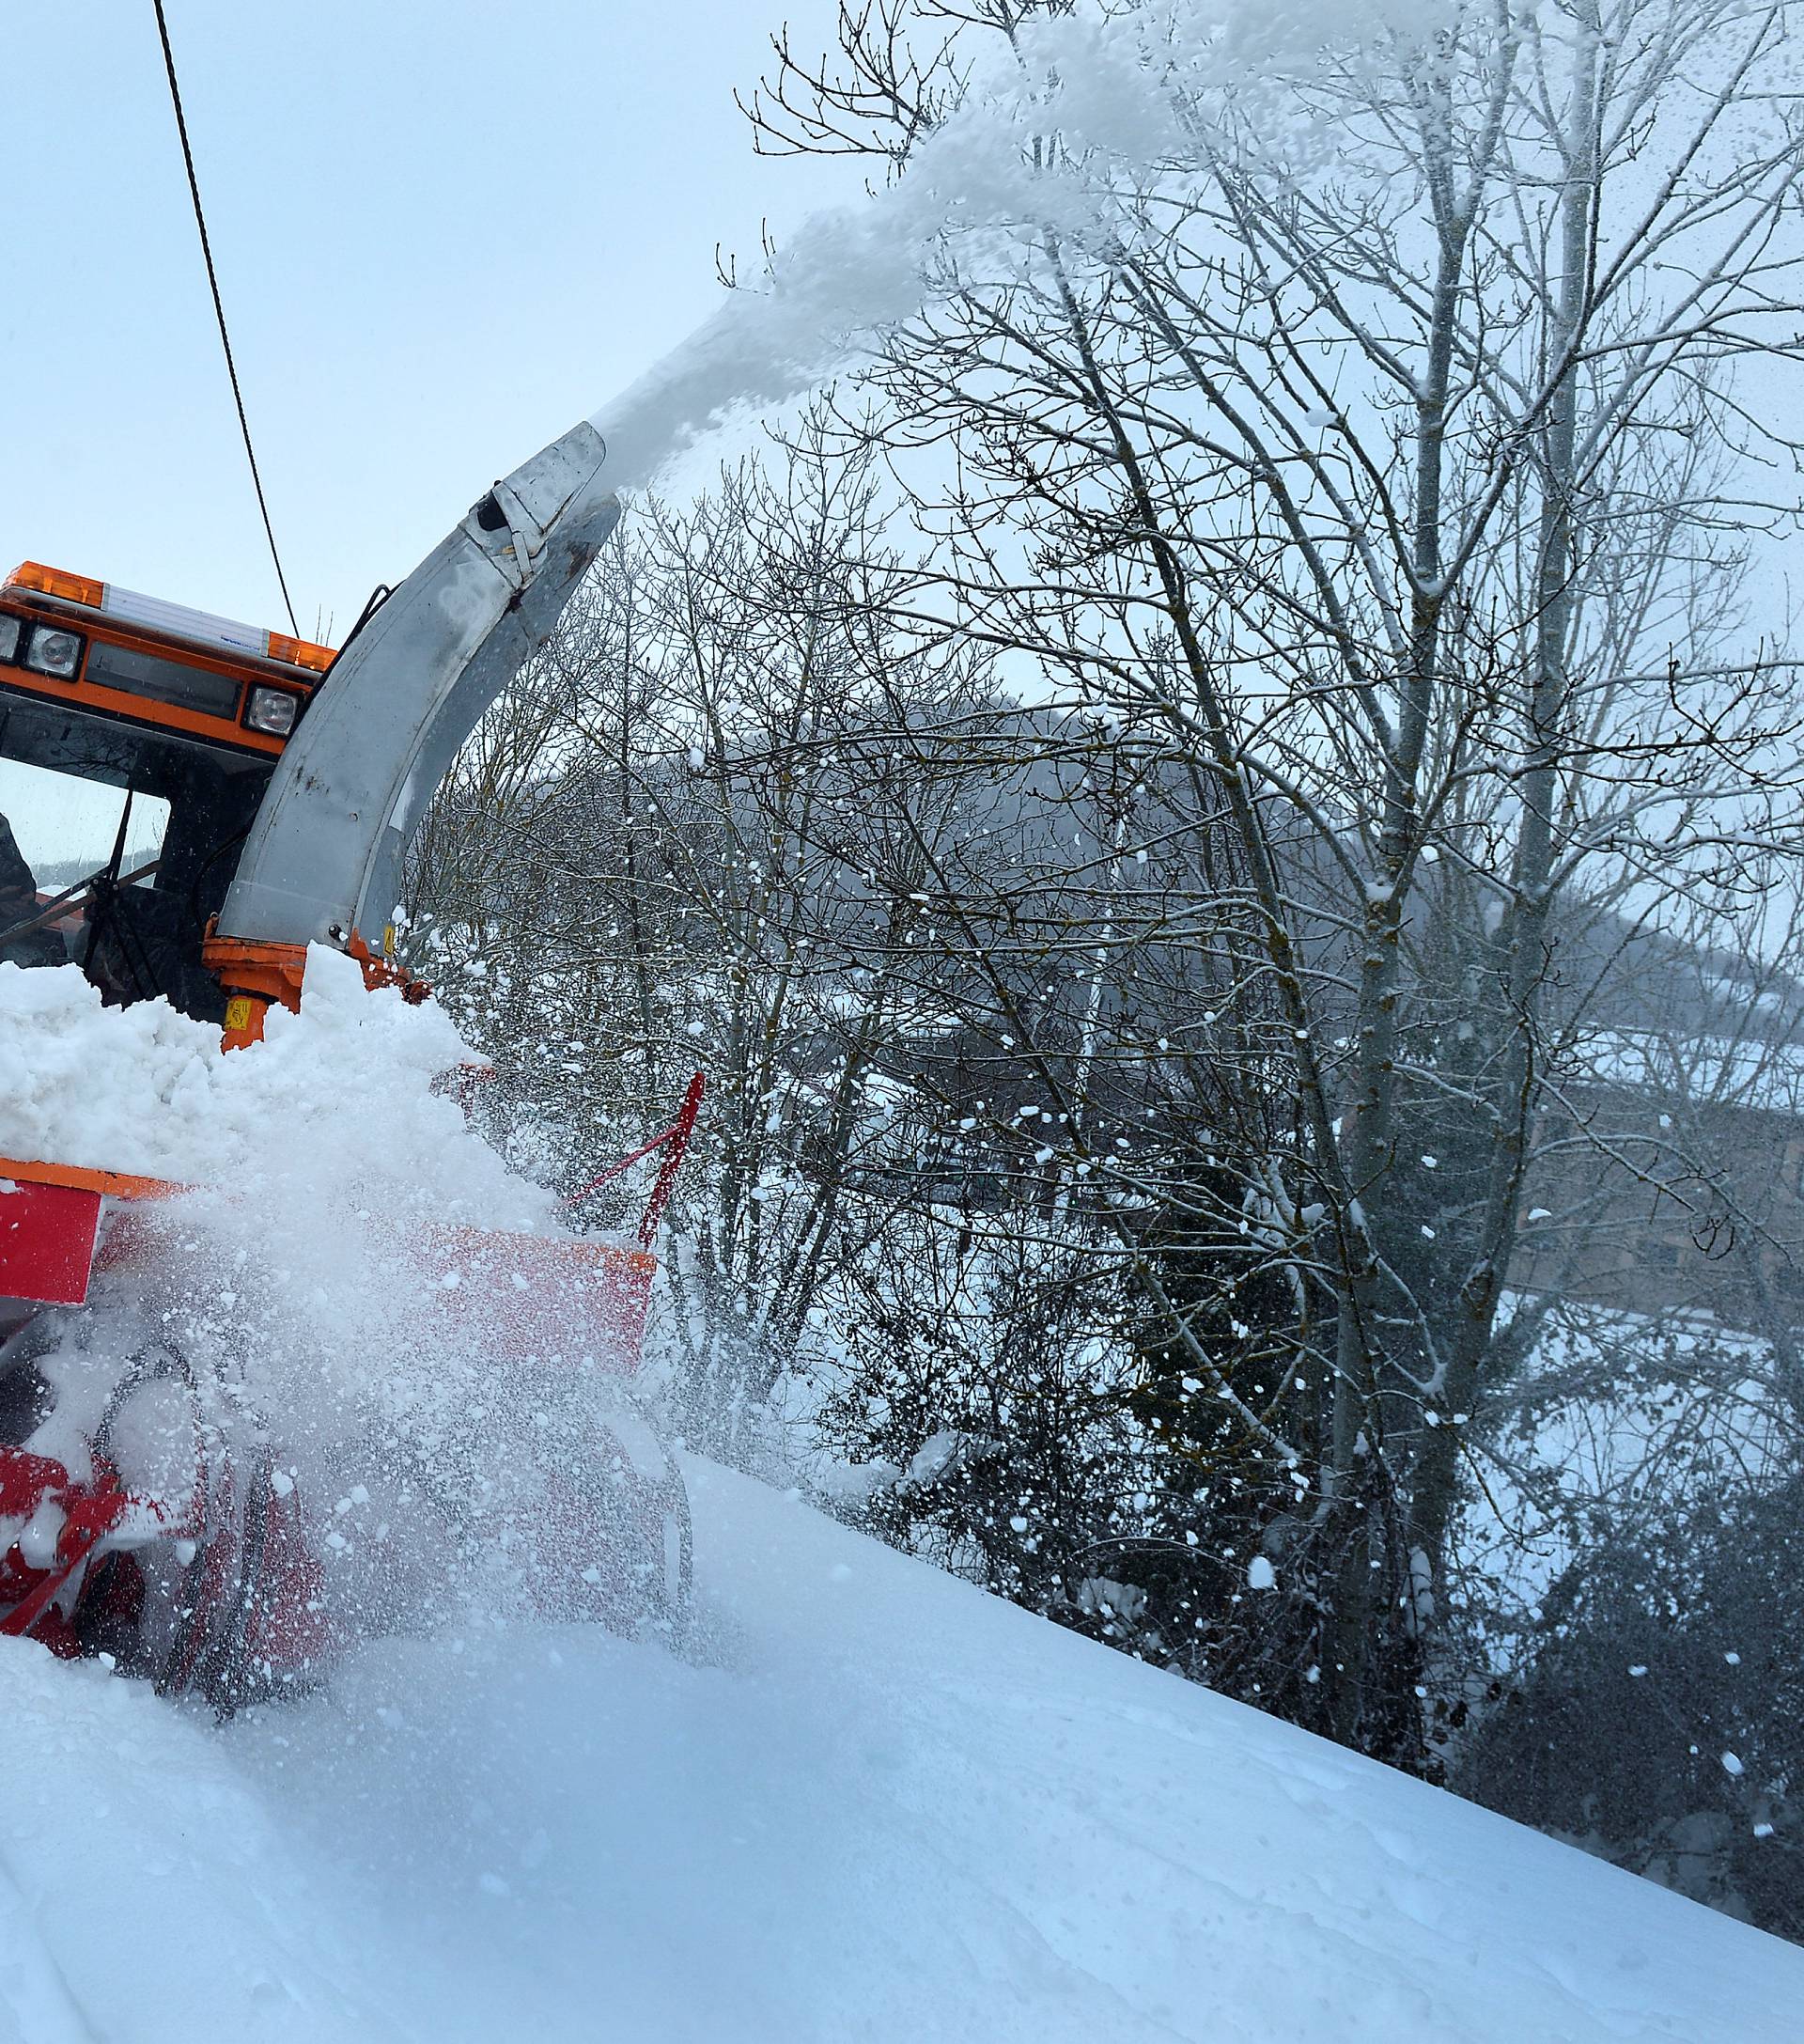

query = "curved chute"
(217, 423), (619, 950)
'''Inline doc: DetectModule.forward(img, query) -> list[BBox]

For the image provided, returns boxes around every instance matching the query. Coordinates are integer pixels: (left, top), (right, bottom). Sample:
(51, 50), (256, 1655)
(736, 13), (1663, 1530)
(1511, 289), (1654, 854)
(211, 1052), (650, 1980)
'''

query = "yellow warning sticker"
(224, 996), (252, 1032)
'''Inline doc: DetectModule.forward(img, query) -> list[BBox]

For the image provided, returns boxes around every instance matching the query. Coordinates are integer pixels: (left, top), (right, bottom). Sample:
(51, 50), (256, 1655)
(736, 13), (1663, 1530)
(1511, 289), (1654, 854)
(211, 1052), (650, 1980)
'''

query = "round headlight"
(23, 624), (84, 679)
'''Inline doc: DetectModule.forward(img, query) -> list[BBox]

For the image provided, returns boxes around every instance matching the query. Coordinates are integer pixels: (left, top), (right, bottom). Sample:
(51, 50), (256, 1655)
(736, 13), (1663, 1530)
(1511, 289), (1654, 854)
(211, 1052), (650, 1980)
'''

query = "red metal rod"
(639, 1072), (706, 1245)
(561, 1073), (707, 1243)
(564, 1116), (684, 1206)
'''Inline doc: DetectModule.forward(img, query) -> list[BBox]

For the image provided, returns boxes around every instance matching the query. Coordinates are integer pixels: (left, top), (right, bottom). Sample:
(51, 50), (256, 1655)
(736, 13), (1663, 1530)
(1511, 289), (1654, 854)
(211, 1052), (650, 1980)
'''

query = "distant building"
(1514, 1029), (1804, 1329)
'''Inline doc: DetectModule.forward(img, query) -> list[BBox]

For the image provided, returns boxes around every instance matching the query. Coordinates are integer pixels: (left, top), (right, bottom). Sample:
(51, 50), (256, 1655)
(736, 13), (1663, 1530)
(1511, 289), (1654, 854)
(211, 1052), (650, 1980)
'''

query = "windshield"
(0, 757), (169, 892)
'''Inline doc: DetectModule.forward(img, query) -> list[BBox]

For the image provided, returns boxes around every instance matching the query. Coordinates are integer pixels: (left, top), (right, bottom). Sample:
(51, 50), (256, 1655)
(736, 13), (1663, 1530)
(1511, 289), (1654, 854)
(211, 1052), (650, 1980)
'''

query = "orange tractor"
(0, 426), (702, 1712)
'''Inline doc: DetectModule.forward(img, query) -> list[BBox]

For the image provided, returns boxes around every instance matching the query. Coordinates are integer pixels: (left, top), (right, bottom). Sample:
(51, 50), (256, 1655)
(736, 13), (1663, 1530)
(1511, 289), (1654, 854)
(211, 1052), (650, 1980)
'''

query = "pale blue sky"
(2, 0), (851, 643)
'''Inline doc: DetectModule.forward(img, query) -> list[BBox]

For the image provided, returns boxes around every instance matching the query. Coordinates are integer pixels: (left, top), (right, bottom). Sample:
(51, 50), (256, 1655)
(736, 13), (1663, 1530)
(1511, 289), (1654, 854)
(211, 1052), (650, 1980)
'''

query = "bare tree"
(740, 0), (1804, 1752)
(408, 432), (1000, 1461)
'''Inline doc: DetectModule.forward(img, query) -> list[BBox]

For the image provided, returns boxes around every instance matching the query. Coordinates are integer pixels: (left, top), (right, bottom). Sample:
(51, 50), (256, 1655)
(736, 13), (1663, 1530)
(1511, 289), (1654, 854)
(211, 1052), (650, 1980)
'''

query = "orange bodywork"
(200, 932), (309, 1049)
(0, 1153), (182, 1202)
(200, 930), (430, 1052)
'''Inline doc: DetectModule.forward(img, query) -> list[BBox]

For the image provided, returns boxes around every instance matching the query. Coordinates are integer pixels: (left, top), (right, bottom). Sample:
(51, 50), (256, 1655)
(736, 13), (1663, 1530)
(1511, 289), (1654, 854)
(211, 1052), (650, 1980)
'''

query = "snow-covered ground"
(0, 1455), (1796, 2043)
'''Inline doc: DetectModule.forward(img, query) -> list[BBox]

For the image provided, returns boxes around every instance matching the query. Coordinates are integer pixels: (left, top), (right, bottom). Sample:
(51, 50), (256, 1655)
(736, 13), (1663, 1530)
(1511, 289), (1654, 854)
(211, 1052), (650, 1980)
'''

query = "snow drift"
(0, 1456), (1796, 2043)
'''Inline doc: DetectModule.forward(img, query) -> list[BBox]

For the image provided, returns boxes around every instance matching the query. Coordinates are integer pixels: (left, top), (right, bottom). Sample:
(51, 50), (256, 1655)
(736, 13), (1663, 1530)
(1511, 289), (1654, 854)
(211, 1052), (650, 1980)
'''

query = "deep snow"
(0, 1455), (1796, 2043)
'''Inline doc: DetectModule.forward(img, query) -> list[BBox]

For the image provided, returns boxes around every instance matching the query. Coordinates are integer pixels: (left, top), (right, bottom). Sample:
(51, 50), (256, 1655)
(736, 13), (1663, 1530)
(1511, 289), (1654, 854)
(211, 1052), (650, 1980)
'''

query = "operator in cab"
(0, 814), (60, 969)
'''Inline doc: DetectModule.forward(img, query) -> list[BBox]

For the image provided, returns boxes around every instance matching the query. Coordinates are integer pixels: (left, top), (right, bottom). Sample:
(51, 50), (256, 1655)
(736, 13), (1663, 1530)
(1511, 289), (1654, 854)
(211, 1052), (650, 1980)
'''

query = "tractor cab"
(0, 563), (332, 1021)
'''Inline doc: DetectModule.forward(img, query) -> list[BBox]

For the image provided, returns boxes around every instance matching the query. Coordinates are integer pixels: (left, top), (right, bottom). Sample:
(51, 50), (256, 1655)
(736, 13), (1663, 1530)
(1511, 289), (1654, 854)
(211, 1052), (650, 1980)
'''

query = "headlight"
(0, 616), (19, 663)
(23, 624), (84, 679)
(244, 684), (300, 736)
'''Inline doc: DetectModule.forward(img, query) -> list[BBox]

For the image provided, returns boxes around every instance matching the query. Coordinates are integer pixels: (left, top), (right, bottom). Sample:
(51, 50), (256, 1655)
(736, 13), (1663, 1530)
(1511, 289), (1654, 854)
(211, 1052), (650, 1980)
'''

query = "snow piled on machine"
(0, 947), (545, 1223)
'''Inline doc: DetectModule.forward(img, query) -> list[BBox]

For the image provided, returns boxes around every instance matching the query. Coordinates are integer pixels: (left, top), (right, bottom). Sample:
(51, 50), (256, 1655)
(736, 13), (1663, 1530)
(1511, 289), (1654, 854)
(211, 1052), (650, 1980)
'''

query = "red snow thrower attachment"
(0, 1156), (183, 1317)
(0, 1333), (342, 1710)
(0, 1074), (706, 1709)
(0, 1433), (339, 1708)
(0, 1445), (131, 1657)
(418, 1072), (706, 1370)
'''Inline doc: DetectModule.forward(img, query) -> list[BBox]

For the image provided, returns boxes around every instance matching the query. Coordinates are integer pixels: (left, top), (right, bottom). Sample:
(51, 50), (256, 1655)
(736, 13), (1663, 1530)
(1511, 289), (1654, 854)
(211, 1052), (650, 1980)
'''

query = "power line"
(150, 0), (300, 635)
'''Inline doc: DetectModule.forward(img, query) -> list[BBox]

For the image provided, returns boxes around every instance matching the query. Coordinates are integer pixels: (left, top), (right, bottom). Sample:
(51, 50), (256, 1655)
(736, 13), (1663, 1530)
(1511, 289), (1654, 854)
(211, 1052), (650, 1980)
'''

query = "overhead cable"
(150, 0), (301, 633)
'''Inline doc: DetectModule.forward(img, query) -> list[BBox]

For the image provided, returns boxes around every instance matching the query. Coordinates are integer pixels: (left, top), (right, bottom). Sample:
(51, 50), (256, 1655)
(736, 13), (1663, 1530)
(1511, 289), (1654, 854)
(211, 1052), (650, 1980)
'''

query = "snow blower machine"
(0, 426), (701, 1713)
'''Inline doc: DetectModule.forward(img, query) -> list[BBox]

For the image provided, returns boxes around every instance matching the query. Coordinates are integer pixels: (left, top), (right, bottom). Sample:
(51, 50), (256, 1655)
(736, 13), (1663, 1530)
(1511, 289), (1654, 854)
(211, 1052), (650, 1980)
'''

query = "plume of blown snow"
(587, 0), (1463, 492)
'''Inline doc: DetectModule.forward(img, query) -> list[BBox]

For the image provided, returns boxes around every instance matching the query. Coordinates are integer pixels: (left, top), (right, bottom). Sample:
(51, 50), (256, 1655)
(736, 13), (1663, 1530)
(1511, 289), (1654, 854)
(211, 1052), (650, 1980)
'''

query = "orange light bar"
(266, 631), (334, 674)
(4, 561), (335, 678)
(8, 561), (103, 608)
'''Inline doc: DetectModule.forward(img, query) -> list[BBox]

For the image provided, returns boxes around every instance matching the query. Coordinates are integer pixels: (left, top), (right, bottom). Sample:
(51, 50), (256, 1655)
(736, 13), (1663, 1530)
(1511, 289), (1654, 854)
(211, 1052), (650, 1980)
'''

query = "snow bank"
(0, 1458), (1796, 2042)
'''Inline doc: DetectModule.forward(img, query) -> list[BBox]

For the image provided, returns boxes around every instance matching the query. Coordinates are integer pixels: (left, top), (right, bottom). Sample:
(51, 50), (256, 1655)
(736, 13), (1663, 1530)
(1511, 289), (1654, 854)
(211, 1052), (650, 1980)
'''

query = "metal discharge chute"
(210, 424), (620, 1034)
